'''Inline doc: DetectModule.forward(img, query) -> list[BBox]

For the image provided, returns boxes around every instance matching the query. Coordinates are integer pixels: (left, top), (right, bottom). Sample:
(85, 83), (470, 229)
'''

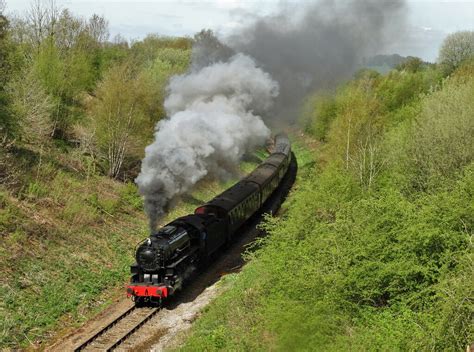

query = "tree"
(439, 31), (474, 75)
(409, 78), (474, 187)
(27, 9), (104, 139)
(26, 0), (60, 50)
(7, 67), (54, 145)
(131, 34), (191, 63)
(0, 4), (16, 142)
(87, 62), (156, 179)
(87, 14), (109, 44)
(396, 56), (423, 73)
(54, 9), (85, 51)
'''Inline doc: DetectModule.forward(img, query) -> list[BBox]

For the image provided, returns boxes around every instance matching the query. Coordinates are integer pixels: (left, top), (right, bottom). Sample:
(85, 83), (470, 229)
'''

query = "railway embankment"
(0, 145), (267, 349)
(175, 62), (474, 351)
(47, 137), (300, 351)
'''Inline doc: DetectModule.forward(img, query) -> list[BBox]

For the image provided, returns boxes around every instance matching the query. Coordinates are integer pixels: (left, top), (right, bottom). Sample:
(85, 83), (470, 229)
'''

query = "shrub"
(300, 93), (337, 141)
(118, 182), (143, 211)
(179, 53), (474, 352)
(408, 78), (474, 188)
(325, 79), (385, 179)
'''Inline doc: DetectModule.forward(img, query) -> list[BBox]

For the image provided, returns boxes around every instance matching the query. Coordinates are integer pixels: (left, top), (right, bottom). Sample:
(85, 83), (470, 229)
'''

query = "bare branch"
(26, 0), (61, 47)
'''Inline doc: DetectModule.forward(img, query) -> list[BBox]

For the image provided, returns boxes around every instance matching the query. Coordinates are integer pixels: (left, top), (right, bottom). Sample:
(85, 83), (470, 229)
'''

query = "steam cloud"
(192, 0), (407, 122)
(136, 54), (278, 230)
(229, 0), (407, 122)
(137, 0), (407, 230)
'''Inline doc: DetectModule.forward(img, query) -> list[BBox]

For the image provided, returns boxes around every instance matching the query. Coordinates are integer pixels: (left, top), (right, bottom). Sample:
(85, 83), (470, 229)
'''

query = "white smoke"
(136, 54), (278, 231)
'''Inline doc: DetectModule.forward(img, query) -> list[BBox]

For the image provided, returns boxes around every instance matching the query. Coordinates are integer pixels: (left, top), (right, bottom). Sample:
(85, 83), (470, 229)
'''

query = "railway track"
(74, 305), (160, 351)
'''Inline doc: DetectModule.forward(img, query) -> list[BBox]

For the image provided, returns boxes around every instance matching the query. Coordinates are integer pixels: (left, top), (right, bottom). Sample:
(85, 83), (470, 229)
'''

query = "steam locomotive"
(127, 134), (292, 305)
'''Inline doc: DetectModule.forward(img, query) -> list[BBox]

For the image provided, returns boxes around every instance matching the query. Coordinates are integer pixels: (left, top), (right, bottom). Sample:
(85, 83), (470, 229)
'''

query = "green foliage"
(84, 43), (190, 179)
(439, 30), (474, 76)
(2, 4), (191, 179)
(154, 47), (191, 70)
(300, 93), (337, 141)
(31, 36), (97, 136)
(7, 66), (54, 144)
(407, 77), (474, 189)
(395, 56), (424, 73)
(375, 69), (437, 112)
(131, 34), (191, 63)
(301, 62), (444, 190)
(86, 60), (158, 178)
(0, 12), (19, 140)
(142, 47), (191, 122)
(119, 182), (144, 211)
(325, 77), (385, 177)
(183, 51), (474, 352)
(181, 157), (474, 351)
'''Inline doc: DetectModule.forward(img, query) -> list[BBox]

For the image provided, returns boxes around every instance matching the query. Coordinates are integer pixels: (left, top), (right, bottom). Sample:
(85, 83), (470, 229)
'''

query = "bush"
(181, 160), (474, 351)
(300, 93), (337, 141)
(408, 77), (474, 189)
(85, 61), (156, 178)
(119, 182), (143, 211)
(180, 50), (474, 352)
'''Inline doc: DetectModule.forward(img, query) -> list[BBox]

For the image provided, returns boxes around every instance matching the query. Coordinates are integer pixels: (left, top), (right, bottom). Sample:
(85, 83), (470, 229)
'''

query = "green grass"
(0, 147), (266, 349)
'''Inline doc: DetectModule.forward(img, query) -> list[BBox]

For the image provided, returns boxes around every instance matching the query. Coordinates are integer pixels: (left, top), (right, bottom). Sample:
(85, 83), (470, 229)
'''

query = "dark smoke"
(191, 29), (235, 70)
(225, 0), (407, 123)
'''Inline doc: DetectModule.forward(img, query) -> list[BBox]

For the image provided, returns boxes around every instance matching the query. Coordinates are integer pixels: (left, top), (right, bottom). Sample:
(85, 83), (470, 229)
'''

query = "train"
(126, 134), (292, 305)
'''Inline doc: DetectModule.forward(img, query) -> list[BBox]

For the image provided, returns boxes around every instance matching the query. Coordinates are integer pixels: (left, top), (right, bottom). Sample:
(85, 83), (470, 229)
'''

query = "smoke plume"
(136, 54), (278, 231)
(230, 0), (407, 122)
(136, 0), (407, 230)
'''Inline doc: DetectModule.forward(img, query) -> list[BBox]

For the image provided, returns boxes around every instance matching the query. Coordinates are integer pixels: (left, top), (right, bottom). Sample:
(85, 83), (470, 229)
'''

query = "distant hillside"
(361, 54), (430, 73)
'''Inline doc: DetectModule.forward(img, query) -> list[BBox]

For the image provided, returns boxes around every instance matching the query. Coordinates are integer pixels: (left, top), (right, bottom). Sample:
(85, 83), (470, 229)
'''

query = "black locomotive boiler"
(127, 134), (292, 305)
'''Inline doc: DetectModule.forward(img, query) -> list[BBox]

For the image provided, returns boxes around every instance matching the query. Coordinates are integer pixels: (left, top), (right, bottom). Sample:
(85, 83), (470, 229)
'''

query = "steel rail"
(74, 305), (136, 351)
(105, 307), (160, 351)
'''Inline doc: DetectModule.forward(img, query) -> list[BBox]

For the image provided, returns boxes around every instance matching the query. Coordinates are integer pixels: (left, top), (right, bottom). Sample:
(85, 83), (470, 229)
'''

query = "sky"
(5, 0), (474, 61)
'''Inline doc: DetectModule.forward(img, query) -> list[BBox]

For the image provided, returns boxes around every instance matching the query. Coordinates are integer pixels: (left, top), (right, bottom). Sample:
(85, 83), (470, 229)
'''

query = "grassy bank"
(176, 62), (474, 351)
(0, 144), (266, 349)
